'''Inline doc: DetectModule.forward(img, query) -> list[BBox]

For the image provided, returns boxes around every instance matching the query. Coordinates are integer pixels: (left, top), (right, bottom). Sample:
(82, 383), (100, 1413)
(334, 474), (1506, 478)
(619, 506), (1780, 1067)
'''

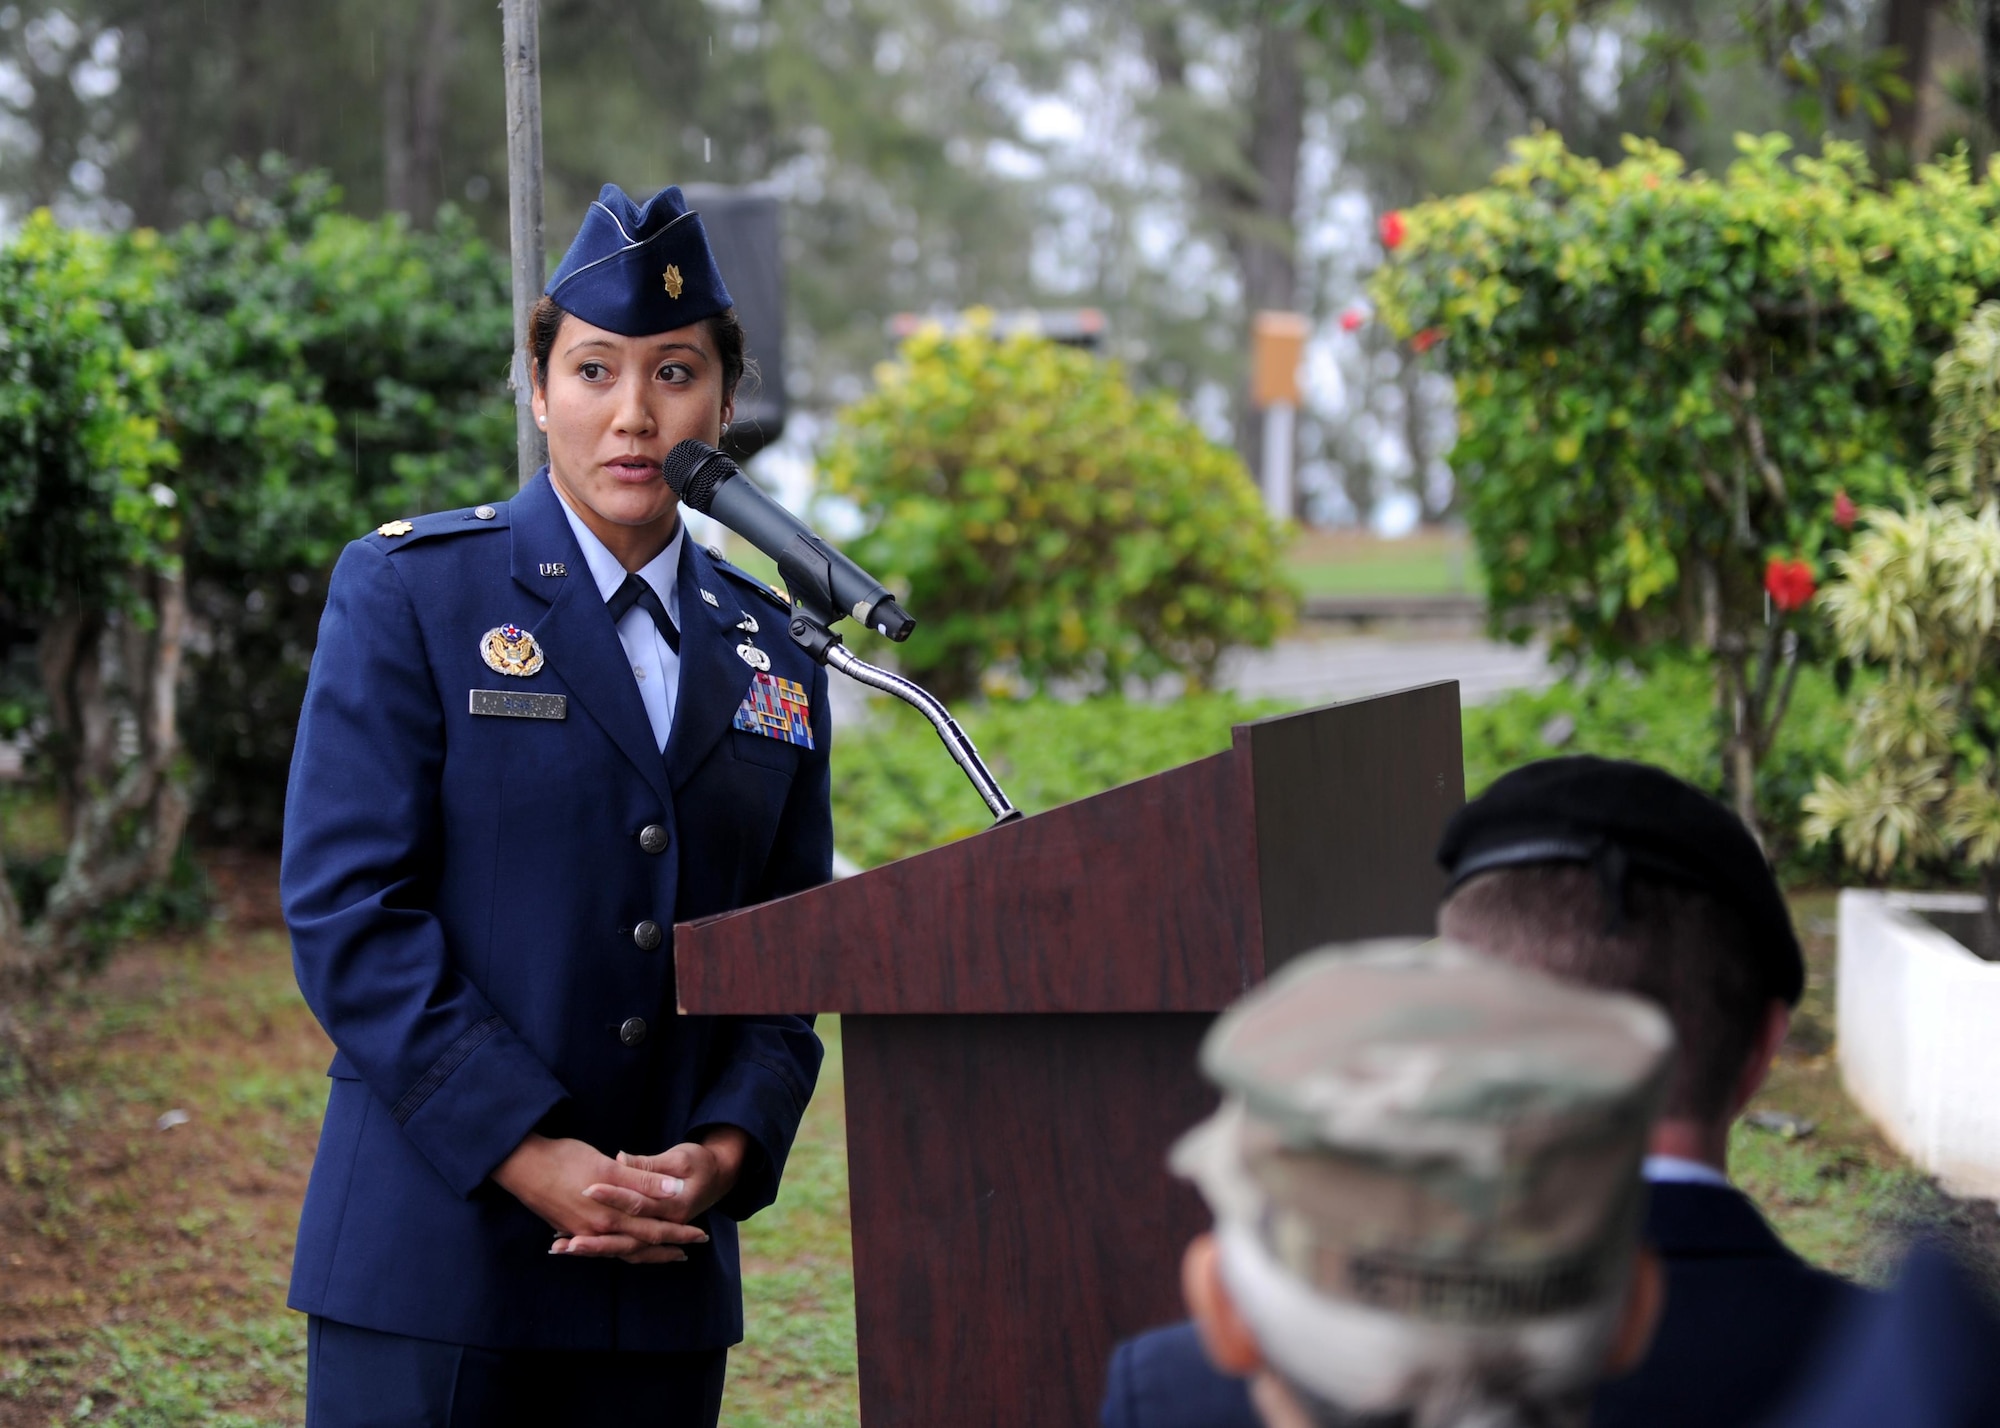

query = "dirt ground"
(0, 852), (317, 1426)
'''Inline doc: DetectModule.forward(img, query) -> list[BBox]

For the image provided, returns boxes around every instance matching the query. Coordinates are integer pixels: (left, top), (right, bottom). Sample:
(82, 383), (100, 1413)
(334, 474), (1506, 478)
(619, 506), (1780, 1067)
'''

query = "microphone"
(661, 439), (916, 641)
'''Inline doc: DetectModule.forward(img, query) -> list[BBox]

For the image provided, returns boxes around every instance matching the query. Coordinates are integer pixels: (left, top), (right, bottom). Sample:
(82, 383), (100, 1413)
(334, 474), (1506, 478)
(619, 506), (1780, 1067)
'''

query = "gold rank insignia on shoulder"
(480, 623), (546, 677)
(377, 520), (415, 537)
(662, 264), (685, 299)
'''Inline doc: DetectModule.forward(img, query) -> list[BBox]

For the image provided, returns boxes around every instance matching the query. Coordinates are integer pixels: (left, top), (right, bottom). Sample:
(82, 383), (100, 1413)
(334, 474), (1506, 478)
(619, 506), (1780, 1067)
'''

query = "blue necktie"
(606, 573), (680, 654)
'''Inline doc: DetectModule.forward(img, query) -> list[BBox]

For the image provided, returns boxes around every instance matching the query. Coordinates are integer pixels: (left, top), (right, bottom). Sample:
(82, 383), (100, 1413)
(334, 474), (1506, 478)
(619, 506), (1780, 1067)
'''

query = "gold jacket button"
(638, 824), (669, 855)
(618, 1017), (648, 1047)
(632, 920), (663, 951)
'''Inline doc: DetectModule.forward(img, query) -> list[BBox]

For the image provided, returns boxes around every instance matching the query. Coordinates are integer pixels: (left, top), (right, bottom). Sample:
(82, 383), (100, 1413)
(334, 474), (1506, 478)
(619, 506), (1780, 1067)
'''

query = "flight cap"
(545, 183), (733, 336)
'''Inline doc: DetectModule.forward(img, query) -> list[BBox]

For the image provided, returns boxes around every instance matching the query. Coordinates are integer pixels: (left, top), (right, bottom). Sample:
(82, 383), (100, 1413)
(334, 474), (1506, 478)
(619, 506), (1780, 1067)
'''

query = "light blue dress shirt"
(555, 487), (684, 751)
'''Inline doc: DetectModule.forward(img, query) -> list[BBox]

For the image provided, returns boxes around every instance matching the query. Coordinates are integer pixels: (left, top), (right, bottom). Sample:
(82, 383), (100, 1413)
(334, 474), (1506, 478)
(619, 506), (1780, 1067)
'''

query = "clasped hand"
(492, 1129), (747, 1265)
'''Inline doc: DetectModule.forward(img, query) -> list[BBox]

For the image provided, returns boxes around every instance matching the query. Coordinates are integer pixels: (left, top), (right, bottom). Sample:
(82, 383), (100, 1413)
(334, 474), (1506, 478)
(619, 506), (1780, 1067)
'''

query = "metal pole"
(501, 0), (548, 488)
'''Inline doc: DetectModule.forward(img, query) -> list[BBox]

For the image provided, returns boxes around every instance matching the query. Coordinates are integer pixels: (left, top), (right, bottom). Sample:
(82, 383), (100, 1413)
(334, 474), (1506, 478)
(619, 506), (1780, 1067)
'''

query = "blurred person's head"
(1174, 941), (1674, 1428)
(1435, 757), (1802, 1171)
(527, 184), (747, 540)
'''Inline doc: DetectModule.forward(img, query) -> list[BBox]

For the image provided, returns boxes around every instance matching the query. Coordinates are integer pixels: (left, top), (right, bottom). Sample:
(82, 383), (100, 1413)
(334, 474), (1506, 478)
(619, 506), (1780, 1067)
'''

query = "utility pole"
(501, 0), (548, 487)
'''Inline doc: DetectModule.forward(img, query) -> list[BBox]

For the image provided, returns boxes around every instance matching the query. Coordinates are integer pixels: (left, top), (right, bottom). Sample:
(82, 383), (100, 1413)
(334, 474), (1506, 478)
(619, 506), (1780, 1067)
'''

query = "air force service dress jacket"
(281, 468), (831, 1353)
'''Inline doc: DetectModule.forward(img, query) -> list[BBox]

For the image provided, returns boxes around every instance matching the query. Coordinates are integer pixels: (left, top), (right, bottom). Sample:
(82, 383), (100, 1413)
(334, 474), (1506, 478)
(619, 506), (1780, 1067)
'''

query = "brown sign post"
(676, 682), (1465, 1424)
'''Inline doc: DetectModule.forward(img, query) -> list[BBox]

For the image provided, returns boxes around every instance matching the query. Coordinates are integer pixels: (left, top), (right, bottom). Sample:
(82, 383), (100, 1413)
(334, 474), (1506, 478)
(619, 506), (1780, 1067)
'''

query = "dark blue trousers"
(305, 1317), (728, 1427)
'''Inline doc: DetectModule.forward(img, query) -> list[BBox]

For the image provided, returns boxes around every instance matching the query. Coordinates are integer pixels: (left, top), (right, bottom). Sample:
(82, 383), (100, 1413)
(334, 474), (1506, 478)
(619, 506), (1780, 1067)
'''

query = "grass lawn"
(2, 867), (1990, 1426)
(722, 525), (1485, 604)
(0, 857), (858, 1427)
(1284, 527), (1481, 598)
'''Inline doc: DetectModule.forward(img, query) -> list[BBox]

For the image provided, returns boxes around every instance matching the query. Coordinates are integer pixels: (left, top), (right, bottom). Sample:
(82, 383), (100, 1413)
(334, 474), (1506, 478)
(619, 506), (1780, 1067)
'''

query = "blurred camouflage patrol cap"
(1173, 940), (1674, 1413)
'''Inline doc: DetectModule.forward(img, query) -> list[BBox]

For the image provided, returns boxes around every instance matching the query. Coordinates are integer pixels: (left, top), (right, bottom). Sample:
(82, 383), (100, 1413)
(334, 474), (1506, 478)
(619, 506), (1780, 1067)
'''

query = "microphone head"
(661, 438), (737, 513)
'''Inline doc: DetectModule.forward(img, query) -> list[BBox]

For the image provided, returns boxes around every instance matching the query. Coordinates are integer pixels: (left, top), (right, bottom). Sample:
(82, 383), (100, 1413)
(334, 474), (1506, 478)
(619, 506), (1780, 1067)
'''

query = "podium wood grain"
(676, 683), (1466, 1425)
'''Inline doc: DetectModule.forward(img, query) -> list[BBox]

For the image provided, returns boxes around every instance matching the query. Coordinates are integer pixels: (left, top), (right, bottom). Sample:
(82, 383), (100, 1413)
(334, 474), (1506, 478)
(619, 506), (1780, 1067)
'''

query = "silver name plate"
(470, 689), (567, 720)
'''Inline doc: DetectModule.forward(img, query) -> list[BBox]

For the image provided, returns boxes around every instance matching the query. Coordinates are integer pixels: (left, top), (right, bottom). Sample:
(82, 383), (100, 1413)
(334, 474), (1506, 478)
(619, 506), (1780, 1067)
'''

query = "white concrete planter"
(1838, 889), (2000, 1199)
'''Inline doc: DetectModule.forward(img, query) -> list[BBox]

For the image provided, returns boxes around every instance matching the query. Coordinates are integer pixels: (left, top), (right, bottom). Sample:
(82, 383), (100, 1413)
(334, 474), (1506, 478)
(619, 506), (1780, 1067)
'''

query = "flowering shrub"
(1806, 302), (2000, 920)
(820, 318), (1296, 700)
(1764, 558), (1816, 612)
(1372, 131), (2000, 832)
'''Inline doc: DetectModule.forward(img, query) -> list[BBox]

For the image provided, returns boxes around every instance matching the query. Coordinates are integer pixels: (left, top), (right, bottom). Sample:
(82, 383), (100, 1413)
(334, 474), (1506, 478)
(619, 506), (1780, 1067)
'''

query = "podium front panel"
(842, 1012), (1217, 1426)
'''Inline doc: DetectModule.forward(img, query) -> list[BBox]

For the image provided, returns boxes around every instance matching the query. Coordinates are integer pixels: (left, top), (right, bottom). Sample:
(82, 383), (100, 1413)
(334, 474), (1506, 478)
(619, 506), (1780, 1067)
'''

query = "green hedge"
(829, 693), (1286, 870)
(1462, 657), (1854, 883)
(831, 662), (1855, 882)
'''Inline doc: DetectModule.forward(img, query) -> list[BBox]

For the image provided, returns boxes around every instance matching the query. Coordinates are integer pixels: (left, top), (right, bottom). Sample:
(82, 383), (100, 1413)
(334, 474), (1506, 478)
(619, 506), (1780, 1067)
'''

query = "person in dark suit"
(1766, 1240), (2000, 1428)
(1170, 940), (1674, 1428)
(283, 183), (830, 1426)
(1104, 757), (1869, 1428)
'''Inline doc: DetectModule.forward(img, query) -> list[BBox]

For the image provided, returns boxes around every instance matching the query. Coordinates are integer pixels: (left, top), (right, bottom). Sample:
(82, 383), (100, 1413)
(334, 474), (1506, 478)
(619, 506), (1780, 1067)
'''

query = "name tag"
(470, 689), (567, 720)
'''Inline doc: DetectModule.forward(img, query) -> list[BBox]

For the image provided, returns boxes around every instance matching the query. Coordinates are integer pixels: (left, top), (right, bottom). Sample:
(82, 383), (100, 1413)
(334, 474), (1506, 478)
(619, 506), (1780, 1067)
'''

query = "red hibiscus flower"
(1339, 309), (1365, 332)
(1832, 490), (1857, 530)
(1410, 327), (1442, 353)
(1379, 211), (1406, 250)
(1764, 557), (1816, 613)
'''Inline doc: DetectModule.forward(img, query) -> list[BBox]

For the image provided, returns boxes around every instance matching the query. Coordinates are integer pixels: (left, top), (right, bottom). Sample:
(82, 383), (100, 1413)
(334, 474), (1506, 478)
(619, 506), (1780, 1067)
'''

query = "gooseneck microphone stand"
(776, 538), (1024, 827)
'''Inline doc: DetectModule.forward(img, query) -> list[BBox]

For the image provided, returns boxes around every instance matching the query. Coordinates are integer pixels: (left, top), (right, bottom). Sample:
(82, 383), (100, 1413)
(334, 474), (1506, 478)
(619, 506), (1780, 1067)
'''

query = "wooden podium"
(676, 683), (1465, 1425)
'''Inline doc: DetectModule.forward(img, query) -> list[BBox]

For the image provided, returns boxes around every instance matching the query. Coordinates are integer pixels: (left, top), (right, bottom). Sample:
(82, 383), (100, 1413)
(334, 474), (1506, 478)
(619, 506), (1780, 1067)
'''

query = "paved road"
(1217, 632), (1555, 708)
(826, 631), (1555, 731)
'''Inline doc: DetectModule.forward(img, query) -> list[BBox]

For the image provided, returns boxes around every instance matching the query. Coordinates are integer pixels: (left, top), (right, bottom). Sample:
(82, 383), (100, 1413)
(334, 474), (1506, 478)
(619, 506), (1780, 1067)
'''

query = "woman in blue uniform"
(281, 184), (831, 1426)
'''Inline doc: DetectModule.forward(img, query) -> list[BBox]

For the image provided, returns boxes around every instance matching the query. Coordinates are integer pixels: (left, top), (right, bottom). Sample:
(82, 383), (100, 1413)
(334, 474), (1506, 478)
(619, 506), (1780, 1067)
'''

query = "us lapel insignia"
(539, 561), (567, 577)
(737, 642), (771, 671)
(700, 589), (720, 607)
(733, 671), (814, 749)
(480, 623), (546, 677)
(377, 520), (414, 537)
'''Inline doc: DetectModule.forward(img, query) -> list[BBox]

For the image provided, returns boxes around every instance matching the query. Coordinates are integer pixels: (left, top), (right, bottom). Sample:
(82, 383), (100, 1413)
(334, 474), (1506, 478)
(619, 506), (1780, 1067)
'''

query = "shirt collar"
(1642, 1154), (1731, 1189)
(553, 483), (683, 621)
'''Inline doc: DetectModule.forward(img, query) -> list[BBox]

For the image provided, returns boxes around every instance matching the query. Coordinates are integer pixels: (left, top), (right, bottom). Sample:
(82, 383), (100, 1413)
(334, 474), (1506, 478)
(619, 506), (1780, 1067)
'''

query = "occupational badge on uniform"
(480, 623), (546, 677)
(737, 642), (771, 672)
(736, 613), (759, 634)
(662, 264), (685, 299)
(733, 671), (814, 749)
(377, 520), (414, 537)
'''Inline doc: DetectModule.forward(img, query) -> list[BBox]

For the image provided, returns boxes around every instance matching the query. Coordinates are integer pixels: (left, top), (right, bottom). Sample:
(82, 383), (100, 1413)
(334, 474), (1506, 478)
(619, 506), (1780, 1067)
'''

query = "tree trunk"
(37, 606), (112, 843)
(383, 27), (413, 218)
(1399, 359), (1454, 525)
(1716, 641), (1762, 842)
(1138, 8), (1305, 504)
(3, 568), (192, 992)
(1231, 11), (1305, 504)
(384, 0), (463, 224)
(1881, 0), (1939, 166)
(1985, 0), (2000, 156)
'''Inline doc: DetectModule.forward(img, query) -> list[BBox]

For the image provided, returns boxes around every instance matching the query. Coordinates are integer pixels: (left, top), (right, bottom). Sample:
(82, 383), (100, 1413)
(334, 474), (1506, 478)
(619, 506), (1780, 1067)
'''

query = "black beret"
(1435, 755), (1803, 1005)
